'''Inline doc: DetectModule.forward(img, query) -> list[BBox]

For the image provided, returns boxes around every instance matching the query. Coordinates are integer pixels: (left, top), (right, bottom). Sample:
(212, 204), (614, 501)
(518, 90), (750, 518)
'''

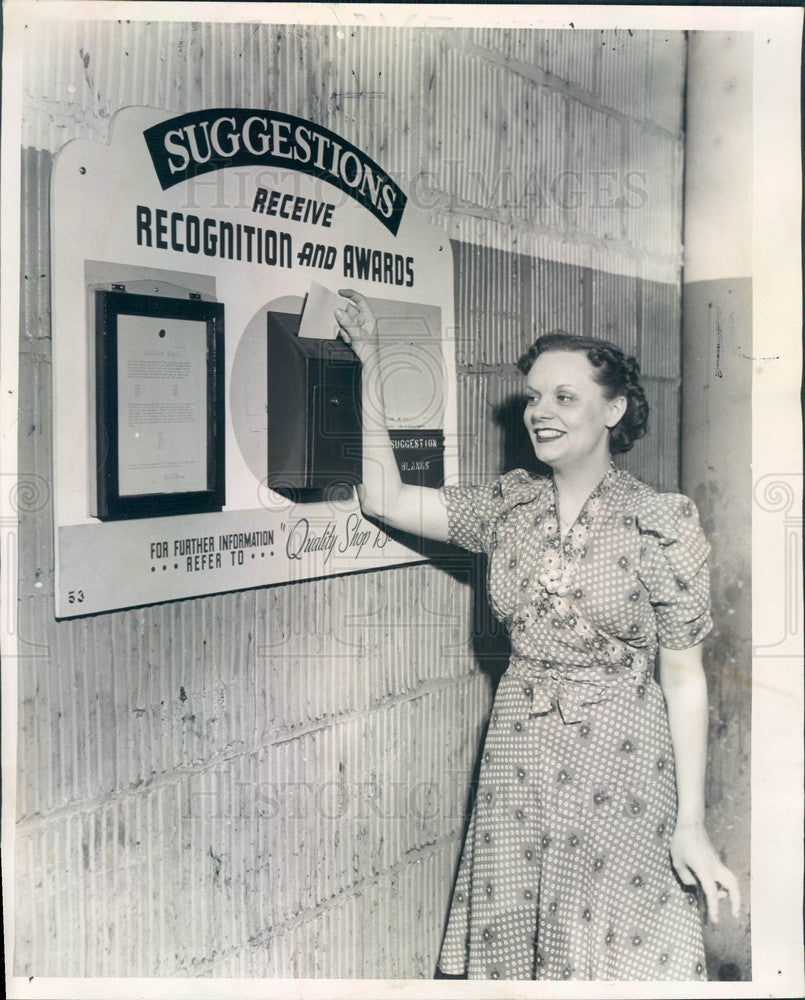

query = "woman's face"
(523, 350), (626, 471)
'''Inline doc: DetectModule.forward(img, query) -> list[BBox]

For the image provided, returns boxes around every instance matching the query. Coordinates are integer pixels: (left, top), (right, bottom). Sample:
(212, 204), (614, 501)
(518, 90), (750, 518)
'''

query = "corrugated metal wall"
(16, 22), (692, 978)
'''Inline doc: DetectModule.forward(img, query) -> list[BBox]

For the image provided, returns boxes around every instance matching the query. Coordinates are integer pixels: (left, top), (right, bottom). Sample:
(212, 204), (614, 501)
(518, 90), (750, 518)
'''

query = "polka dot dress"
(436, 464), (711, 981)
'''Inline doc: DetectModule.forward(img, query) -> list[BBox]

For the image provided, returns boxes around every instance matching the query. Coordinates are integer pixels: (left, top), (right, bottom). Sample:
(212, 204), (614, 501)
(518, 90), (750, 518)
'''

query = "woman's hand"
(659, 644), (740, 924)
(670, 821), (741, 923)
(334, 289), (380, 361)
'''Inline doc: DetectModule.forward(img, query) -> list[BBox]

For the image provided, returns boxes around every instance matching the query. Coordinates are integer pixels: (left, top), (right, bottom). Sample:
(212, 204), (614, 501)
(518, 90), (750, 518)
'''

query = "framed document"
(94, 289), (225, 520)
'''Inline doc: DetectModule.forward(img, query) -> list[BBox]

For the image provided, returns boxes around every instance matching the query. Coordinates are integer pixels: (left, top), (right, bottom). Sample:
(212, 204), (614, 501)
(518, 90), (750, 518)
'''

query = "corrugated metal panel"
(22, 21), (422, 176)
(486, 371), (517, 477)
(425, 40), (486, 204)
(329, 27), (423, 183)
(589, 268), (639, 354)
(533, 255), (586, 338)
(255, 562), (477, 736)
(199, 835), (460, 977)
(625, 119), (682, 259)
(455, 245), (658, 371)
(453, 242), (531, 366)
(359, 842), (461, 977)
(272, 890), (363, 977)
(417, 30), (683, 270)
(541, 29), (597, 94)
(516, 83), (568, 233)
(16, 118), (60, 820)
(647, 30), (687, 136)
(112, 679), (488, 976)
(618, 377), (679, 493)
(257, 679), (488, 933)
(597, 29), (652, 120)
(455, 371), (494, 480)
(436, 212), (679, 285)
(19, 151), (52, 345)
(56, 673), (486, 978)
(15, 783), (189, 977)
(432, 44), (547, 221)
(424, 57), (569, 236)
(452, 245), (679, 495)
(639, 274), (680, 379)
(16, 149), (57, 829)
(466, 28), (598, 95)
(566, 99), (625, 242)
(424, 38), (589, 240)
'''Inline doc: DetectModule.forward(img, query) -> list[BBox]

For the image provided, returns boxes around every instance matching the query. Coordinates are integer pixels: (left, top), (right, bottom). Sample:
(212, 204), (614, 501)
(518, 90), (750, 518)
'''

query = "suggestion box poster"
(51, 107), (457, 618)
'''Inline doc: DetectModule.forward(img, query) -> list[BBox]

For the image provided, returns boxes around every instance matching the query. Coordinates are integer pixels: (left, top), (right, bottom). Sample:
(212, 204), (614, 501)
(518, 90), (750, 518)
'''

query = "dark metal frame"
(94, 289), (225, 520)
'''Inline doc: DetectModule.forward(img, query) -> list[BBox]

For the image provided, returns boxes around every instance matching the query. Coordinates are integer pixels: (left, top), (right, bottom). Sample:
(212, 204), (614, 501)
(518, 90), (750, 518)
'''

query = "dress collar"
(550, 461), (619, 510)
(497, 462), (619, 516)
(550, 461), (618, 554)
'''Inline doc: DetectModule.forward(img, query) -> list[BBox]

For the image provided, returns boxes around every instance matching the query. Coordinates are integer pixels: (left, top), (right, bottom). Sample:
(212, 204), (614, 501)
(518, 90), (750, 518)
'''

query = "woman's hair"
(516, 331), (649, 454)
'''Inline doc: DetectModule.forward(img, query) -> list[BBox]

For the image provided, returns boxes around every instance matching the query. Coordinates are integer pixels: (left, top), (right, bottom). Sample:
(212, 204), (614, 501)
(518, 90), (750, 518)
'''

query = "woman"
(334, 289), (740, 982)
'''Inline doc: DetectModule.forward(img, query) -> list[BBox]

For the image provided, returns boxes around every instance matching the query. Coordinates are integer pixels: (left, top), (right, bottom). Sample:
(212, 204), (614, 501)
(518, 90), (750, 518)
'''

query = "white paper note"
(298, 281), (344, 340)
(116, 314), (209, 496)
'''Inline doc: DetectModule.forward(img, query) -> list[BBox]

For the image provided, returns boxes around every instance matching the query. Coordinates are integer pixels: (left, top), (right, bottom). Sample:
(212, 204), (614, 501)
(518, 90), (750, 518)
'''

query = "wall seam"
(15, 669), (492, 833)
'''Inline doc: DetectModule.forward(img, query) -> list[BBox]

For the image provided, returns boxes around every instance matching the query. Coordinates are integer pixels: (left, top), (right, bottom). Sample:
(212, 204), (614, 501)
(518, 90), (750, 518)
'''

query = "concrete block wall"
(15, 21), (746, 980)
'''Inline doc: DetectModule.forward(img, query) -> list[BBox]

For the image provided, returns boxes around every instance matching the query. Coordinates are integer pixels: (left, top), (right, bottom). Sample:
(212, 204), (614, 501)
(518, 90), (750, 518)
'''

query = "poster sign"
(115, 313), (209, 497)
(51, 106), (456, 617)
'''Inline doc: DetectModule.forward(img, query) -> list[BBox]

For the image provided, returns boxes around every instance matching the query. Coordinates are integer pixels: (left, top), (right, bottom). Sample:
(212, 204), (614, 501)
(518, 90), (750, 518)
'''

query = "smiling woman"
(525, 353), (625, 480)
(334, 290), (740, 982)
(520, 332), (648, 474)
(431, 334), (738, 981)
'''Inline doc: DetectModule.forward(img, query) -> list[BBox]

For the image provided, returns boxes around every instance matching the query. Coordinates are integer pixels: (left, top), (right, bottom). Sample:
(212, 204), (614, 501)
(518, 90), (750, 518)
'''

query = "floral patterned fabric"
(436, 464), (712, 981)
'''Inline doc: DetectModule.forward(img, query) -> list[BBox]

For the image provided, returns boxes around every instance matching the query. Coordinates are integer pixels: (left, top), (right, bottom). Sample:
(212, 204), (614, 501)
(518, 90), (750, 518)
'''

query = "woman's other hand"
(334, 289), (380, 361)
(670, 820), (741, 923)
(659, 643), (741, 925)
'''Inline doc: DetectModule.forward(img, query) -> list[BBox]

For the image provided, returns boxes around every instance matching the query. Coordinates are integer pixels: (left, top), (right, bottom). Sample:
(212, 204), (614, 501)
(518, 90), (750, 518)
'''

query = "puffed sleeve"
(636, 492), (714, 649)
(438, 475), (507, 554)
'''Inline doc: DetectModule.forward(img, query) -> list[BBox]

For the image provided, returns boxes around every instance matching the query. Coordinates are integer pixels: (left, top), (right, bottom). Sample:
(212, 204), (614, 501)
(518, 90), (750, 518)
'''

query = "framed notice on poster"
(50, 106), (458, 618)
(94, 289), (225, 520)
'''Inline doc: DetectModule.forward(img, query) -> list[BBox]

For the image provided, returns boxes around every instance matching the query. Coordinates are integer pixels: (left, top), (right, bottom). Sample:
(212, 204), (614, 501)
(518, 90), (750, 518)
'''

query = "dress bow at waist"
(507, 651), (650, 724)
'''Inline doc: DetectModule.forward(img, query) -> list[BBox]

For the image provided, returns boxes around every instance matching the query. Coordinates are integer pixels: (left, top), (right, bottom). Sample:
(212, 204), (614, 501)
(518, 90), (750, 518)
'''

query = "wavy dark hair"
(516, 331), (649, 454)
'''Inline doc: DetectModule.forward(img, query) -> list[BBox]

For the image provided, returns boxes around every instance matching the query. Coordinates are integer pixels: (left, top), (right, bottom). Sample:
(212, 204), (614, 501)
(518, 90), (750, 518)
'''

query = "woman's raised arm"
(334, 289), (450, 543)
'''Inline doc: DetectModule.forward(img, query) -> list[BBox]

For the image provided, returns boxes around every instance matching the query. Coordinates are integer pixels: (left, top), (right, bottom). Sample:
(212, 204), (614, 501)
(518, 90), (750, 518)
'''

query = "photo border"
(1, 4), (801, 999)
